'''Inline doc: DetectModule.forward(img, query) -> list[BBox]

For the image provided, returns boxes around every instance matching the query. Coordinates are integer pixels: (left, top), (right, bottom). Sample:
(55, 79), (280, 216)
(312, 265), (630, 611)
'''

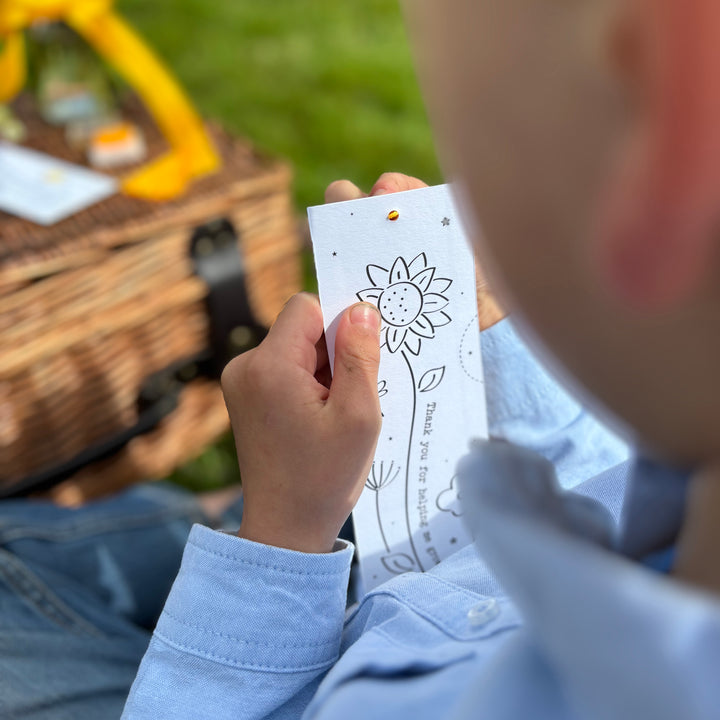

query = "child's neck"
(674, 461), (720, 595)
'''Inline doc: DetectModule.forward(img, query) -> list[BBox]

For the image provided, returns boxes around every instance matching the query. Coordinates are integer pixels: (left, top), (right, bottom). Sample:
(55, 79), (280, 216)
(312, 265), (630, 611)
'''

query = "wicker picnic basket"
(0, 95), (301, 504)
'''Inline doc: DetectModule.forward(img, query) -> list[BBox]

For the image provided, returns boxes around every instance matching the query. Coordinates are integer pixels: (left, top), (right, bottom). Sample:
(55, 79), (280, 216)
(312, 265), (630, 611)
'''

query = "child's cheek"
(407, 0), (625, 277)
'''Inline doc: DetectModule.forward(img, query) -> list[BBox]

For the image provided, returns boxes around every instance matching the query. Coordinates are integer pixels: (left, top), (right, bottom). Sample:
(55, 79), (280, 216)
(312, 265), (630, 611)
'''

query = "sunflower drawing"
(356, 253), (452, 354)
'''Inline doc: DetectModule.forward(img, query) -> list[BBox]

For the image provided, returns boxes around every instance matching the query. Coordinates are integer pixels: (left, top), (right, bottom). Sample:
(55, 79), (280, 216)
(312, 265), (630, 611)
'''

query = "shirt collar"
(615, 455), (691, 560)
(458, 439), (690, 561)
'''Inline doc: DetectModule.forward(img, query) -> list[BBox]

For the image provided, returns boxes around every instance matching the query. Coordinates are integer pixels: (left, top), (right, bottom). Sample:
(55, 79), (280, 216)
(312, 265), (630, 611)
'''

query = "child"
(122, 0), (720, 717)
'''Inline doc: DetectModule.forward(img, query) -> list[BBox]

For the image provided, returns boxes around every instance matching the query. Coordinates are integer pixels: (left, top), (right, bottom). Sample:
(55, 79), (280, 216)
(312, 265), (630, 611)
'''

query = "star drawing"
(356, 253), (452, 355)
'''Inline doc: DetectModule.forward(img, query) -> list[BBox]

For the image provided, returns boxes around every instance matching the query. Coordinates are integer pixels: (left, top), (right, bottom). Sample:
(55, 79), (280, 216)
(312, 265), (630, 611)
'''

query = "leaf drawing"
(381, 553), (417, 575)
(418, 366), (446, 393)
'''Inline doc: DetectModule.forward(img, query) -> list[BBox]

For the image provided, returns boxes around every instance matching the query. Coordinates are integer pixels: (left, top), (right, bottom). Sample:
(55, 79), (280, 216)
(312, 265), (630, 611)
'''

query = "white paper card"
(309, 184), (488, 590)
(0, 142), (118, 225)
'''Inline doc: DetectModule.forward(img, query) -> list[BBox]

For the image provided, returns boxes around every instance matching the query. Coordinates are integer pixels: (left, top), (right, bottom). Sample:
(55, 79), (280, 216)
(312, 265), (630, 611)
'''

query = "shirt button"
(467, 598), (500, 628)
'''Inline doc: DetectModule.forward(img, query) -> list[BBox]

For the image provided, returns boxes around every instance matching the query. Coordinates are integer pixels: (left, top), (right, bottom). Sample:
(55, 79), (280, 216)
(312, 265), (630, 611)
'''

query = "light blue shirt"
(121, 320), (720, 720)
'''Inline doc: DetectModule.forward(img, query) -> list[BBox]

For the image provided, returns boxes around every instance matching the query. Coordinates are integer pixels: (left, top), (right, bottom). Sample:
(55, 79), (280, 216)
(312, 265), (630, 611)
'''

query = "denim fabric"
(0, 483), (214, 719)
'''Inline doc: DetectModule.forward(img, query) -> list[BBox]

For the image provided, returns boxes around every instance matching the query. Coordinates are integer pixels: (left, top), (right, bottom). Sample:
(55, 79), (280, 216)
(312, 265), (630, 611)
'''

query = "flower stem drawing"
(357, 252), (453, 576)
(377, 493), (387, 552)
(401, 348), (423, 571)
(365, 460), (400, 552)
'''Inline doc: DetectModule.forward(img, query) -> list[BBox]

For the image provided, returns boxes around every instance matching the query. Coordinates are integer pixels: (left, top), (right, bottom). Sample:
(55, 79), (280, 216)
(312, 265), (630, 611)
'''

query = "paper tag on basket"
(309, 183), (488, 591)
(0, 142), (117, 225)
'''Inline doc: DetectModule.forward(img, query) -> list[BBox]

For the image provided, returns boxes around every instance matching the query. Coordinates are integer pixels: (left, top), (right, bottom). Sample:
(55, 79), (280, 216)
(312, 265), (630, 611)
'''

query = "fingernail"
(350, 303), (381, 332)
(372, 188), (389, 196)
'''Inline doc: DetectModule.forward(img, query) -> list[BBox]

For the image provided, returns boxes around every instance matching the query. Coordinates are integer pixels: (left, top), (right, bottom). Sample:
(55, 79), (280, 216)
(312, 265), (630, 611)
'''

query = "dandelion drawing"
(357, 253), (453, 573)
(356, 253), (452, 356)
(365, 460), (401, 552)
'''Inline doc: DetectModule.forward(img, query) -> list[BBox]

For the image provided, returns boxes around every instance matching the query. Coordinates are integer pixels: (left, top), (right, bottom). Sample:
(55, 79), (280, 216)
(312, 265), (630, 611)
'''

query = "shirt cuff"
(154, 524), (354, 672)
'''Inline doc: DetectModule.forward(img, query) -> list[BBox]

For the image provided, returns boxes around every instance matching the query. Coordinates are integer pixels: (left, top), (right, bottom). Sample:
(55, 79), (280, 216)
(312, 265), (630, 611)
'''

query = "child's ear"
(597, 0), (720, 309)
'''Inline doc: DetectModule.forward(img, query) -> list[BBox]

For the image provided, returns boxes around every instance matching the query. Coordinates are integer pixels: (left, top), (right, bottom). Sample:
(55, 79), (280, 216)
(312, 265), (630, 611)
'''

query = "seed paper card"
(309, 184), (488, 591)
(0, 142), (117, 225)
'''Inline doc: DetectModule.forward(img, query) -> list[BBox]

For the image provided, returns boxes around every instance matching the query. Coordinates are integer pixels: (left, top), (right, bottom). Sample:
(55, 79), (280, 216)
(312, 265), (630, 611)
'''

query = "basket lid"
(0, 94), (290, 291)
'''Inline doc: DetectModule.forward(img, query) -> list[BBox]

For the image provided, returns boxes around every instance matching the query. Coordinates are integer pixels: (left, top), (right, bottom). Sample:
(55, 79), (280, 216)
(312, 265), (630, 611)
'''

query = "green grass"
(118, 0), (441, 490)
(121, 0), (440, 209)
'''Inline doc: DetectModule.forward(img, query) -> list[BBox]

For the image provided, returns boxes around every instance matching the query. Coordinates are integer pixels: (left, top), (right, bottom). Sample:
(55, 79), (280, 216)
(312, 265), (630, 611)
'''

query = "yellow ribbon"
(0, 0), (220, 200)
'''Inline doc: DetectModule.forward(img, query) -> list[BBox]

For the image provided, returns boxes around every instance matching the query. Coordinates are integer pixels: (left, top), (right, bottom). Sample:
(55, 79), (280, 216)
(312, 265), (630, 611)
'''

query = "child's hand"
(325, 171), (428, 203)
(222, 293), (382, 553)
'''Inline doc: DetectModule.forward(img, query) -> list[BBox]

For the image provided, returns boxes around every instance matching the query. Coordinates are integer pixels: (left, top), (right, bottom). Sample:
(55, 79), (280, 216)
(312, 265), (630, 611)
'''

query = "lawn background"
(120, 0), (442, 489)
(123, 0), (440, 209)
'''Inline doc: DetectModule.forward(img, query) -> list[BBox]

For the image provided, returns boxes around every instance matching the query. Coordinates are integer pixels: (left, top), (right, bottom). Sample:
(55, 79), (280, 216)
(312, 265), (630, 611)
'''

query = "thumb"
(329, 303), (382, 416)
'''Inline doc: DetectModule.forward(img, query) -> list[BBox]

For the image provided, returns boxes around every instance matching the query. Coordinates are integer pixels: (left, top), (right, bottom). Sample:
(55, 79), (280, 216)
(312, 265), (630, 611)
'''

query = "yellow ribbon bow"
(0, 0), (220, 200)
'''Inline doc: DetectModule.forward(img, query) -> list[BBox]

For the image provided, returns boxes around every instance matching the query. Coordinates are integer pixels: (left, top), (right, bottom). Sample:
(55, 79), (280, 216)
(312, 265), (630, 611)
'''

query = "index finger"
(325, 179), (367, 203)
(369, 172), (428, 196)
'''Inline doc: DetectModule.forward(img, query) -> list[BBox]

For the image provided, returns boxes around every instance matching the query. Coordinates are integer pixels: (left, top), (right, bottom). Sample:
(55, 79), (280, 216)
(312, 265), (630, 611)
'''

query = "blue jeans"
(0, 482), (239, 719)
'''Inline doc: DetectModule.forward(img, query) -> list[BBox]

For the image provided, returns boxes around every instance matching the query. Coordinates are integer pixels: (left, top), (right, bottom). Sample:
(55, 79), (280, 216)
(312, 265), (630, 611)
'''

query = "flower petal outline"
(367, 264), (389, 288)
(431, 277), (452, 293)
(357, 288), (382, 304)
(409, 315), (435, 339)
(389, 256), (410, 283)
(422, 293), (449, 313)
(403, 333), (422, 356)
(387, 327), (408, 352)
(431, 311), (452, 327)
(411, 267), (436, 293)
(408, 252), (428, 276)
